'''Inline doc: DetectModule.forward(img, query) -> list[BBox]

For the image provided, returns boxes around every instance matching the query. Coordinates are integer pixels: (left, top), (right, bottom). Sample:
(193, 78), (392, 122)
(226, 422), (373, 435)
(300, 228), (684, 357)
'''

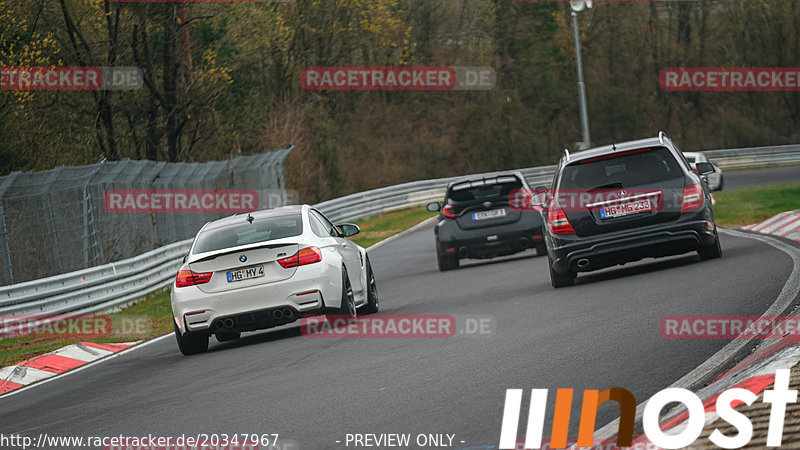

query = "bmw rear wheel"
(328, 268), (356, 319)
(359, 257), (379, 314)
(174, 321), (209, 355)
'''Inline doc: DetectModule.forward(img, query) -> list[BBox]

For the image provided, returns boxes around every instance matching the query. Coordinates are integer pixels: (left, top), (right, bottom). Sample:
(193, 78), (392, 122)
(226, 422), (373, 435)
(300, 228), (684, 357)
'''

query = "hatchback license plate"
(227, 265), (265, 282)
(600, 199), (653, 219)
(473, 209), (507, 221)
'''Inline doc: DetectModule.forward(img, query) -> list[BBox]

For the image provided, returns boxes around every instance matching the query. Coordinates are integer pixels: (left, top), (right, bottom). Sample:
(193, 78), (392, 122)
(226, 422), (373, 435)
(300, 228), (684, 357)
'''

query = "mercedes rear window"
(193, 215), (303, 254)
(447, 177), (522, 203)
(560, 147), (684, 189)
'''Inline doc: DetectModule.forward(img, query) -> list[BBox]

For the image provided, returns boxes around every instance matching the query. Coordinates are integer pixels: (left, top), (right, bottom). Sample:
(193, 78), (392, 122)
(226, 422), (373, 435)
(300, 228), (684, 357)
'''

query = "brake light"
(681, 184), (704, 214)
(278, 246), (322, 268)
(548, 208), (575, 235)
(175, 270), (212, 288)
(442, 205), (456, 218)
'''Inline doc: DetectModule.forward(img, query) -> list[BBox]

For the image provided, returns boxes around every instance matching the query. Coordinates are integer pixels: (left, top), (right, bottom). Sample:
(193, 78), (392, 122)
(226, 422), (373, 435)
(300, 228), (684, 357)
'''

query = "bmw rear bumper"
(171, 263), (341, 334)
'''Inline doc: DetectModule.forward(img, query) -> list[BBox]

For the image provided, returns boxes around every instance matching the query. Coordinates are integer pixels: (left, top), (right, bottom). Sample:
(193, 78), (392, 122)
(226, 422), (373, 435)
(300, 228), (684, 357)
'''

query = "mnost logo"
(500, 369), (797, 449)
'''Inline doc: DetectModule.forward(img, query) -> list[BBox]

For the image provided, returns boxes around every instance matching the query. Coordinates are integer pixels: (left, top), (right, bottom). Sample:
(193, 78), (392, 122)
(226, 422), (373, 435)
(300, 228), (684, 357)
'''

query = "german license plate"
(600, 199), (653, 219)
(473, 209), (507, 221)
(226, 265), (265, 282)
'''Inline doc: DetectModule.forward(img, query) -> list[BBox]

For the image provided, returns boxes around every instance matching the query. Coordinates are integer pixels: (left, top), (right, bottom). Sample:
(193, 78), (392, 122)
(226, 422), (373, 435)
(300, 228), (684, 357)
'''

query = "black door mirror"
(427, 202), (441, 212)
(696, 162), (715, 175)
(533, 186), (552, 207)
(338, 223), (361, 237)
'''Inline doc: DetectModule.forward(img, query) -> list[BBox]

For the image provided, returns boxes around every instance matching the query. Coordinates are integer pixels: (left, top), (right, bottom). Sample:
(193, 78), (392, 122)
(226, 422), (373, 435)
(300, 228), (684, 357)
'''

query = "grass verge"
(0, 289), (172, 367)
(714, 182), (800, 228)
(0, 206), (437, 367)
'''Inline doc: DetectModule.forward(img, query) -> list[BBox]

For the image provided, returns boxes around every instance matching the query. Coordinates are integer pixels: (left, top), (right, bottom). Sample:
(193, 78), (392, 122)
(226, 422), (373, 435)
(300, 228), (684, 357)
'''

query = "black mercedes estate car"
(427, 171), (545, 271)
(542, 132), (722, 288)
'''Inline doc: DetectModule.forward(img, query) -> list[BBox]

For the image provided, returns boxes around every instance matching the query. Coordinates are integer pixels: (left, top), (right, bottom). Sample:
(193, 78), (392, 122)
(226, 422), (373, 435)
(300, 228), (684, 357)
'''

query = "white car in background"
(171, 204), (379, 355)
(683, 152), (724, 191)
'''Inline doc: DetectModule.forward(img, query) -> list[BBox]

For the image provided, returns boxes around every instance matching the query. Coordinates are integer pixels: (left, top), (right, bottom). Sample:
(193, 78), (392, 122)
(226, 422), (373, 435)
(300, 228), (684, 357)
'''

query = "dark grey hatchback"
(427, 172), (545, 271)
(542, 133), (722, 288)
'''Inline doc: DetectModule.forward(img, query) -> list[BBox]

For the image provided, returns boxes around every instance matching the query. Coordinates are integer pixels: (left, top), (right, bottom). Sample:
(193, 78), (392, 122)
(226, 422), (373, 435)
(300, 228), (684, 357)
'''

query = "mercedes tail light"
(547, 208), (575, 235)
(681, 184), (704, 214)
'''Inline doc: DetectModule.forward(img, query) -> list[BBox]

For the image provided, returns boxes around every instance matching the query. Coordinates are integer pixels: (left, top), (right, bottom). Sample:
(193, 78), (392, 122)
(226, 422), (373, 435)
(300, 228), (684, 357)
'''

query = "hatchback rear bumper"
(435, 213), (543, 259)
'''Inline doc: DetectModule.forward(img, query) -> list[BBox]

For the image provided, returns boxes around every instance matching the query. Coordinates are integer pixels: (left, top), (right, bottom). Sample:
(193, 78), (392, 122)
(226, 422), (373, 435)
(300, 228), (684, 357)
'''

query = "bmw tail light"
(278, 246), (322, 269)
(175, 270), (212, 287)
(442, 204), (456, 219)
(548, 208), (575, 235)
(681, 184), (704, 214)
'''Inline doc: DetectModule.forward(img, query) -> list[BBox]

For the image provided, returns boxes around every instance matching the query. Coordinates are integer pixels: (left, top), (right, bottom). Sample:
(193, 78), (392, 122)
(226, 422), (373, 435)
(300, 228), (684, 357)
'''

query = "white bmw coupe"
(171, 204), (379, 355)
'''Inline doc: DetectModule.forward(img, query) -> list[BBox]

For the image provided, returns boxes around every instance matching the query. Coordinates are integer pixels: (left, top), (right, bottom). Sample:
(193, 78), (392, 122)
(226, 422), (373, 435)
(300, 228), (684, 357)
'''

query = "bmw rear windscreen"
(192, 215), (303, 254)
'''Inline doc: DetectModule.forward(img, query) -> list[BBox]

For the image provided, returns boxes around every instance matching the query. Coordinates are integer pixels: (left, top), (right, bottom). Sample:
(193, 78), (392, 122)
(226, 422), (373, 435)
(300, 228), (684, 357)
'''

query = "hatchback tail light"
(442, 204), (456, 218)
(175, 270), (212, 288)
(681, 184), (704, 214)
(278, 246), (322, 269)
(548, 208), (575, 235)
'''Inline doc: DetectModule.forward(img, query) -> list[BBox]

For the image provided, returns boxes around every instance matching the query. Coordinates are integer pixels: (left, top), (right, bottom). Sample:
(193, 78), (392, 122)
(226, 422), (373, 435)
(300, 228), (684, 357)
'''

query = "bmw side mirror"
(427, 202), (441, 212)
(338, 223), (361, 237)
(695, 162), (715, 175)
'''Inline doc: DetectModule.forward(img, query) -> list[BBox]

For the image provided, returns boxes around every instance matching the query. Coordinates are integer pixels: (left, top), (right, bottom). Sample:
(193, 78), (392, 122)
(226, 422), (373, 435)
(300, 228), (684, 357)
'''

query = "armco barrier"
(1, 143), (798, 323)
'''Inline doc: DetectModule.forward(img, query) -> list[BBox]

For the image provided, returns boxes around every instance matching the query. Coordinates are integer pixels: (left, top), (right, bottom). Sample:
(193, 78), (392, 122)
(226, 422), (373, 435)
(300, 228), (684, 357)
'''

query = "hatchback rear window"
(447, 177), (522, 202)
(560, 147), (683, 189)
(193, 215), (303, 254)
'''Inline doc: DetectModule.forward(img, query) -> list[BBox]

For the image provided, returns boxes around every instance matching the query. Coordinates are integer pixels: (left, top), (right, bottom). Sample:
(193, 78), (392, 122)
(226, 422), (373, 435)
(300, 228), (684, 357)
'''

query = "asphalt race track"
(723, 164), (800, 190)
(0, 216), (795, 449)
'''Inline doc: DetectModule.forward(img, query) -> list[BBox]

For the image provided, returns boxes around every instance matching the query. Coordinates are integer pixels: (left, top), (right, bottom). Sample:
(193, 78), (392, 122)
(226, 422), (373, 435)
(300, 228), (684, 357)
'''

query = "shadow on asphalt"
(456, 250), (542, 270)
(208, 324), (304, 353)
(574, 253), (701, 286)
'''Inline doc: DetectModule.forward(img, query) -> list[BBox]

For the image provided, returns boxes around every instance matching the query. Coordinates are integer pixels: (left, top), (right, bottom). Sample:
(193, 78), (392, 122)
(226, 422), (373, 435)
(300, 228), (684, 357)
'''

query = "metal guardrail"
(1, 143), (798, 323)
